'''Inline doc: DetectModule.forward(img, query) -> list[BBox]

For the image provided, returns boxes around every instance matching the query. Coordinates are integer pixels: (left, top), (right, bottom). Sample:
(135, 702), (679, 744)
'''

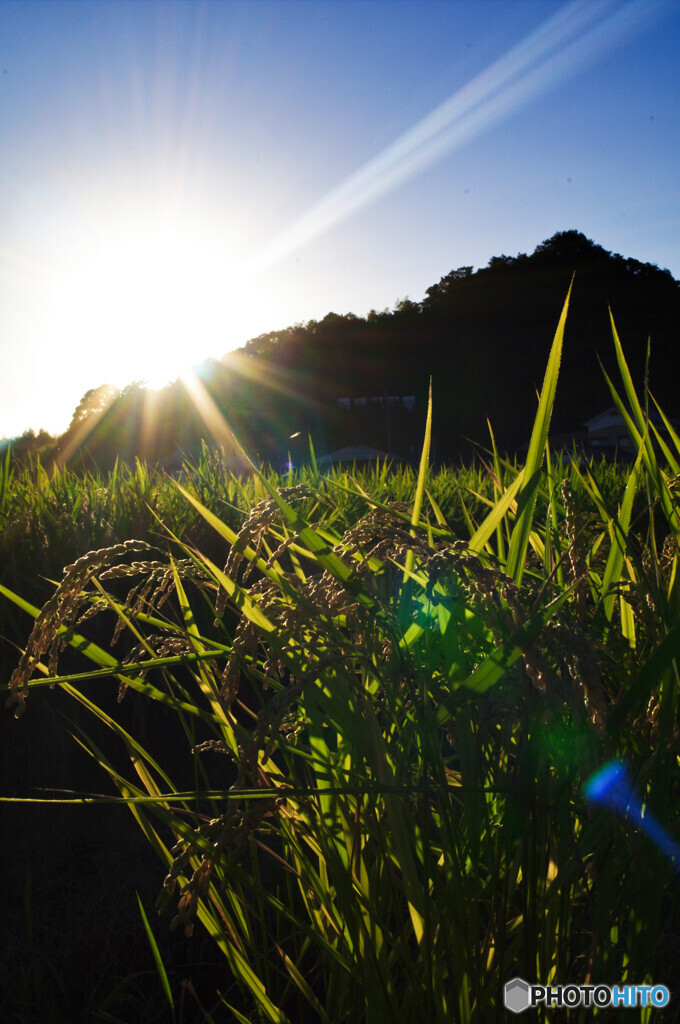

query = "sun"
(49, 202), (249, 392)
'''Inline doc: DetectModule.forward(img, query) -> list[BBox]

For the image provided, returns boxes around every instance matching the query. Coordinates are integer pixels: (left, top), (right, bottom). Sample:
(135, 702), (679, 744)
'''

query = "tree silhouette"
(68, 384), (120, 430)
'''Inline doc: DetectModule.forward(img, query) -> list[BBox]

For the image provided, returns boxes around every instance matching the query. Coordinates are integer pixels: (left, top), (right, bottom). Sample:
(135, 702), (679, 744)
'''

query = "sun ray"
(245, 0), (667, 279)
(54, 386), (120, 469)
(179, 370), (252, 472)
(221, 349), (324, 415)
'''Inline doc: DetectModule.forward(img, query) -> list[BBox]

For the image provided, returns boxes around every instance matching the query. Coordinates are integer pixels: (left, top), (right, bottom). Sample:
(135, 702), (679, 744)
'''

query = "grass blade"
(506, 280), (572, 583)
(136, 892), (174, 1014)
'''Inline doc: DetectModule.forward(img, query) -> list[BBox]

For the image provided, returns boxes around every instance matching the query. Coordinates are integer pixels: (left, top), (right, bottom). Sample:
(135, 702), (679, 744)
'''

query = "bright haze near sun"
(1, 0), (679, 440)
(49, 194), (259, 391)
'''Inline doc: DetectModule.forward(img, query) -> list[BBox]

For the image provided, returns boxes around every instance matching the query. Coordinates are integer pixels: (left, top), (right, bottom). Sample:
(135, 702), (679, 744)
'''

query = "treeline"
(7, 230), (680, 468)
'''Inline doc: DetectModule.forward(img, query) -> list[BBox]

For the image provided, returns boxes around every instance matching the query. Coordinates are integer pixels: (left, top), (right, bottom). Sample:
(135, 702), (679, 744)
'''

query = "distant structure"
(522, 405), (680, 462)
(317, 445), (399, 467)
(336, 395), (415, 410)
(583, 408), (636, 453)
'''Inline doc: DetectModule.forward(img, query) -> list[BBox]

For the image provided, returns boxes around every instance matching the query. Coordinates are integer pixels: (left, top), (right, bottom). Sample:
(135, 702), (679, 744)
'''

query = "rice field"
(2, 296), (680, 1022)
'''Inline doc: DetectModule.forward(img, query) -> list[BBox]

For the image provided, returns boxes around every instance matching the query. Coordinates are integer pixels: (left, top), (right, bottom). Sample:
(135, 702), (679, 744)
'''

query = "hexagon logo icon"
(504, 977), (531, 1014)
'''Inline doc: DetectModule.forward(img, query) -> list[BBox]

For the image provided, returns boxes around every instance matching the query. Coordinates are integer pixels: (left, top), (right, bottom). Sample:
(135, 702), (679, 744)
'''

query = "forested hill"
(232, 229), (679, 462)
(18, 230), (680, 467)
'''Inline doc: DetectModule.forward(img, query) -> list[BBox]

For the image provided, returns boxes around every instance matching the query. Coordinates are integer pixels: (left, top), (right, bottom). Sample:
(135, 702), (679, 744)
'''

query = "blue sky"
(1, 0), (678, 440)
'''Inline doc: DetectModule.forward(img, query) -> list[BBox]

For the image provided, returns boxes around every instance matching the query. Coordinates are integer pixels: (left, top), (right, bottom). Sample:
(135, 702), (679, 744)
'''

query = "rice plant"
(3, 292), (680, 1021)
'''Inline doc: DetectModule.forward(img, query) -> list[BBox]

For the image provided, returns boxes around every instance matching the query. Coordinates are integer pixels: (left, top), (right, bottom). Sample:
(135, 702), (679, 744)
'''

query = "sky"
(1, 0), (679, 441)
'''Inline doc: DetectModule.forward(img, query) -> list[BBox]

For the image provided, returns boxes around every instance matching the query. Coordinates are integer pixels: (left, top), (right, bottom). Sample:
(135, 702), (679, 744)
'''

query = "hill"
(23, 230), (680, 468)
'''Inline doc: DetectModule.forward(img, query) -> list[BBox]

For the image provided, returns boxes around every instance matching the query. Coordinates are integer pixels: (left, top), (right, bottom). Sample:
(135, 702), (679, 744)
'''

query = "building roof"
(584, 406), (678, 430)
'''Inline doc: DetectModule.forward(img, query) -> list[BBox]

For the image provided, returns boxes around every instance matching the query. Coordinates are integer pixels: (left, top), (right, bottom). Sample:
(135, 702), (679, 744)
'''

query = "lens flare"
(584, 760), (680, 872)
